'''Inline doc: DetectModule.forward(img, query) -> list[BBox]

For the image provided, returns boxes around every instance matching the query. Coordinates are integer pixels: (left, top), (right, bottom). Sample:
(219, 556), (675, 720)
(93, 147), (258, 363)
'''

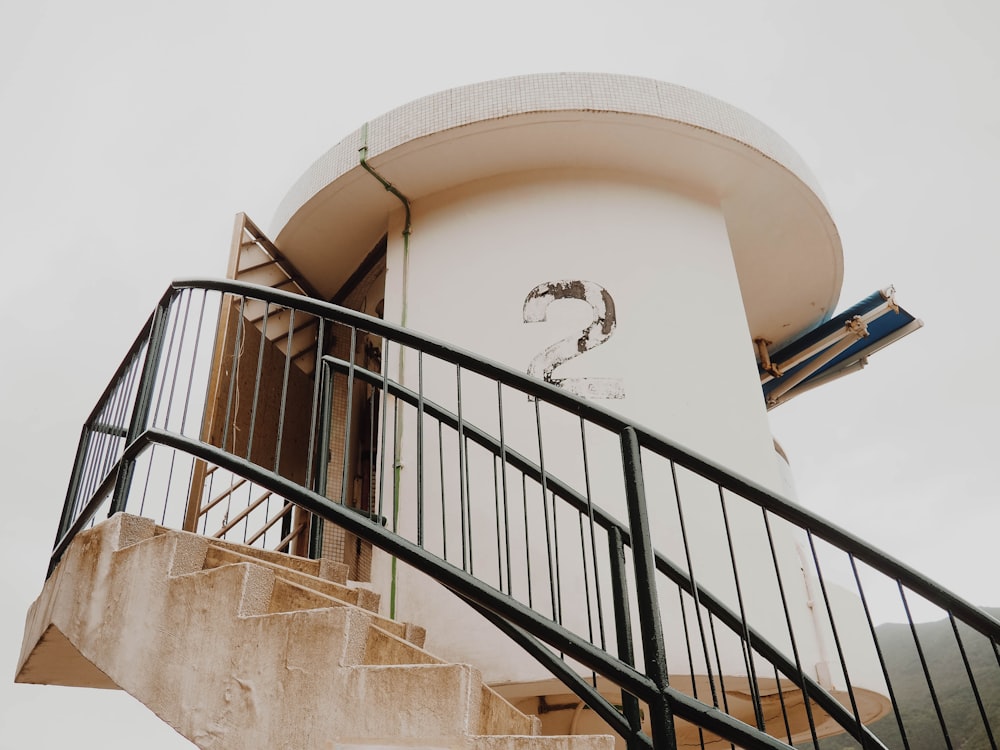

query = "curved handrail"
(167, 277), (1000, 644)
(53, 278), (1000, 750)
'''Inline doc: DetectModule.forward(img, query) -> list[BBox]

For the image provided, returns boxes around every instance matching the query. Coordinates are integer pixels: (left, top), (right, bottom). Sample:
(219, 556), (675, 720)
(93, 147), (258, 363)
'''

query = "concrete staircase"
(16, 514), (612, 750)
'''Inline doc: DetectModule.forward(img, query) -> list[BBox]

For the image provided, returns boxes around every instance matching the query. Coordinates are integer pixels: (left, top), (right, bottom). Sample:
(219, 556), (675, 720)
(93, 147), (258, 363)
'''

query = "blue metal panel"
(761, 291), (918, 402)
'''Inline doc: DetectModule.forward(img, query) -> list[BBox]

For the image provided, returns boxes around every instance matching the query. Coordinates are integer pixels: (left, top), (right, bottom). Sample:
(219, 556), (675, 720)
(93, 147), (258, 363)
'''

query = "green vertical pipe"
(359, 122), (412, 619)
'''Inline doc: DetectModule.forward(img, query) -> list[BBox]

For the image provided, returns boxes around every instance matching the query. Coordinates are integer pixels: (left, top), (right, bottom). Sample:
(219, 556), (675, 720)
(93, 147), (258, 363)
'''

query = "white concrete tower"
(270, 74), (880, 739)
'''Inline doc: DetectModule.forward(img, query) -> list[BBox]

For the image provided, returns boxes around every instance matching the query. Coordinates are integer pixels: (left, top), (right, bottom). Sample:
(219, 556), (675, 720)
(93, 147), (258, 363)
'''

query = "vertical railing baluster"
(578, 512), (595, 649)
(772, 665), (793, 745)
(522, 472), (533, 608)
(176, 291), (209, 530)
(389, 393), (401, 618)
(241, 479), (251, 544)
(551, 490), (563, 625)
(851, 555), (911, 750)
(365, 361), (377, 518)
(219, 296), (246, 455)
(947, 612), (997, 750)
(75, 423), (102, 522)
(677, 588), (706, 749)
(762, 508), (820, 748)
(669, 461), (718, 708)
(178, 289), (209, 438)
(244, 301), (270, 462)
(718, 486), (765, 731)
(707, 615), (737, 750)
(456, 364), (469, 571)
(108, 350), (142, 469)
(52, 425), (91, 572)
(156, 290), (194, 524)
(305, 316), (327, 558)
(391, 397), (401, 532)
(620, 426), (676, 750)
(183, 289), (219, 535)
(273, 307), (295, 476)
(340, 327), (358, 505)
(901, 585), (953, 749)
(493, 456), (503, 588)
(89, 354), (135, 511)
(497, 383), (512, 594)
(149, 289), (183, 431)
(580, 418), (607, 652)
(464, 434), (475, 576)
(416, 351), (425, 546)
(438, 420), (447, 561)
(377, 333), (390, 523)
(110, 293), (173, 516)
(304, 315), (326, 491)
(138, 427), (157, 517)
(806, 531), (866, 740)
(536, 400), (559, 623)
(608, 526), (645, 750)
(199, 466), (214, 536)
(315, 360), (333, 502)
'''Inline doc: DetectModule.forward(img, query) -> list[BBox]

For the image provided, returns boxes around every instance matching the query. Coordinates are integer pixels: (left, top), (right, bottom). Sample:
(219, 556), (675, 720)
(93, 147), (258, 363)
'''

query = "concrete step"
(337, 663), (491, 740)
(204, 545), (377, 611)
(202, 544), (425, 646)
(164, 526), (348, 583)
(361, 626), (536, 736)
(364, 623), (443, 666)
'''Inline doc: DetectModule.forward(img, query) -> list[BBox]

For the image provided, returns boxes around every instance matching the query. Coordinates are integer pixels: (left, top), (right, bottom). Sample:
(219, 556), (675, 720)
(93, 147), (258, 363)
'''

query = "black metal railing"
(51, 279), (1000, 750)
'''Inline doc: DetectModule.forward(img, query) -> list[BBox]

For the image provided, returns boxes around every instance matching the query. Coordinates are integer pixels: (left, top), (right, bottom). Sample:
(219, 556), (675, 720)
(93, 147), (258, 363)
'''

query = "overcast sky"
(1, 1), (997, 747)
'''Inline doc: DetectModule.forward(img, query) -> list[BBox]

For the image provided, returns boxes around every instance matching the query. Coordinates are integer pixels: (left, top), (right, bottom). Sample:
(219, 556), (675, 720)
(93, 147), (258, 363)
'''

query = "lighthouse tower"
(267, 74), (895, 737)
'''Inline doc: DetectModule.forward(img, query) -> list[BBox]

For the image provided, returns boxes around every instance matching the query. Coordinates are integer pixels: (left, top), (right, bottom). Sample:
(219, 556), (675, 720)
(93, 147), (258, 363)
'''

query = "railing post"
(49, 425), (92, 574)
(608, 526), (646, 750)
(309, 359), (334, 558)
(109, 294), (173, 516)
(620, 426), (677, 750)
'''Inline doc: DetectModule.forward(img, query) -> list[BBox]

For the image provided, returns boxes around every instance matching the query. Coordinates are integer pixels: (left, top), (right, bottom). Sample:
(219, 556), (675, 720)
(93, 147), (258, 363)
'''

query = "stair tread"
(364, 623), (443, 666)
(204, 546), (368, 608)
(153, 524), (331, 577)
(362, 627), (536, 736)
(202, 545), (427, 647)
(197, 534), (330, 578)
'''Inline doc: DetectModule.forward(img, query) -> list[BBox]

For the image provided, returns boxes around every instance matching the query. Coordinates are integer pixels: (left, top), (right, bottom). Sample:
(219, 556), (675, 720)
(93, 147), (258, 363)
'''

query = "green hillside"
(797, 608), (1000, 749)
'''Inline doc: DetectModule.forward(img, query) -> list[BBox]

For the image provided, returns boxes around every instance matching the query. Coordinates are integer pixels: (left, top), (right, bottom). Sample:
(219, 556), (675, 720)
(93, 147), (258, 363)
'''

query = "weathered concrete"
(16, 514), (611, 750)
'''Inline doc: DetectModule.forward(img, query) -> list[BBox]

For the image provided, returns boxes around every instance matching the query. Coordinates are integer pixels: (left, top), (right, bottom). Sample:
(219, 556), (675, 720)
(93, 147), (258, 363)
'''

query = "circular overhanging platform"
(273, 73), (843, 346)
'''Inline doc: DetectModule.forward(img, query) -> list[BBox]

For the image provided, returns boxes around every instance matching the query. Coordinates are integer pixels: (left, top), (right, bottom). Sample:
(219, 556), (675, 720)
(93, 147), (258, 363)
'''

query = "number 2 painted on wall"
(523, 280), (625, 399)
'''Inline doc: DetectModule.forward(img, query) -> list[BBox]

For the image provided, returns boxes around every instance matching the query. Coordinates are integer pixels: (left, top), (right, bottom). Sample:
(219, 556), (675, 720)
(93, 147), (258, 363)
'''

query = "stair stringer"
(17, 514), (613, 750)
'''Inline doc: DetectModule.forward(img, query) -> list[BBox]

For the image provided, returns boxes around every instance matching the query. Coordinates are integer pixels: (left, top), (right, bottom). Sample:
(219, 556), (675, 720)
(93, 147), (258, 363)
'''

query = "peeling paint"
(523, 280), (624, 400)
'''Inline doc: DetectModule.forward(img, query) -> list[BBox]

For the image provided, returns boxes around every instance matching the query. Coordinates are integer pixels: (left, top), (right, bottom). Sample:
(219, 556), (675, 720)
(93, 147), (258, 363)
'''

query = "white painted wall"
(389, 168), (779, 487)
(367, 168), (831, 688)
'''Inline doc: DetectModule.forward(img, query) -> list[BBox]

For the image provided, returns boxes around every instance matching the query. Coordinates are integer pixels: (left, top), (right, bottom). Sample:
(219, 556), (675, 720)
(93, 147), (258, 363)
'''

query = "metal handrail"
(50, 278), (1000, 750)
(166, 277), (1000, 644)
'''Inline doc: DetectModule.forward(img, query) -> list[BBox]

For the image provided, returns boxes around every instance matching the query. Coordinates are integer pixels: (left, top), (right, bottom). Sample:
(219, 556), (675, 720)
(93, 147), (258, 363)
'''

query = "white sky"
(1, 1), (997, 746)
